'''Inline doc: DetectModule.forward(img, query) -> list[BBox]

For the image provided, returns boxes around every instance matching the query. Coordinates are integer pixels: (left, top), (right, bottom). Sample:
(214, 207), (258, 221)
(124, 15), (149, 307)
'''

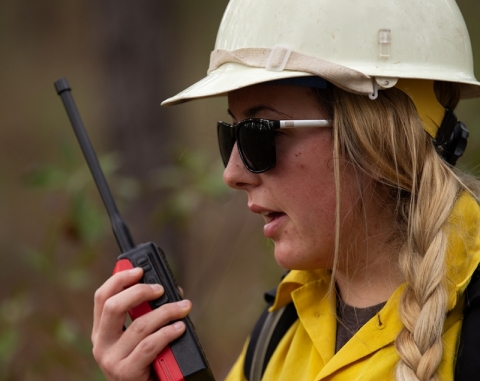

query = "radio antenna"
(54, 78), (135, 253)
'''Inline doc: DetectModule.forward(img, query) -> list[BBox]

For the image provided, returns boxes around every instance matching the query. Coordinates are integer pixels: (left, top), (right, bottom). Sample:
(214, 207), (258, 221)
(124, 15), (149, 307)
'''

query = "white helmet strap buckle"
(369, 77), (398, 100)
(265, 45), (292, 72)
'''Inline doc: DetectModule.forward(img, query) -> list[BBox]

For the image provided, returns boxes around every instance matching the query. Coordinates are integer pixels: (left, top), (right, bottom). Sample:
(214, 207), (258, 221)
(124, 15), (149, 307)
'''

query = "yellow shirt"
(225, 193), (480, 381)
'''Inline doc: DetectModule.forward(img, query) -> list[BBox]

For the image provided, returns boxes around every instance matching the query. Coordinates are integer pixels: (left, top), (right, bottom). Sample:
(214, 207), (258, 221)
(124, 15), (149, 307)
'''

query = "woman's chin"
(273, 244), (332, 271)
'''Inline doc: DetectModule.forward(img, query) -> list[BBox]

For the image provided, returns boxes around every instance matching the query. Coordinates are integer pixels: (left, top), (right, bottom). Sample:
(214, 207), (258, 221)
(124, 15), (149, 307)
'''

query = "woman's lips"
(261, 211), (287, 238)
(249, 205), (287, 238)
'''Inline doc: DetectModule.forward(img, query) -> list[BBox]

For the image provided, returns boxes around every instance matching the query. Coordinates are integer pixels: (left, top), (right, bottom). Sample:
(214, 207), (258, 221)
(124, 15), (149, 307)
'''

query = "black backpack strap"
(455, 265), (480, 381)
(243, 287), (298, 381)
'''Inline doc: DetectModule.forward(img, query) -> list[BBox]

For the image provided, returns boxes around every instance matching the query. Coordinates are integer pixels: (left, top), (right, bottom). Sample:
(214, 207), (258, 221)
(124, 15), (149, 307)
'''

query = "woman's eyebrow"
(227, 105), (293, 119)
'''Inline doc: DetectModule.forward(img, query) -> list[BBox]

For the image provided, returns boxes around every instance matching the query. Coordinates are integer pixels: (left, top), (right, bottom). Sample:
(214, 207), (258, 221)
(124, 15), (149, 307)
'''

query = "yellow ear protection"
(395, 79), (469, 166)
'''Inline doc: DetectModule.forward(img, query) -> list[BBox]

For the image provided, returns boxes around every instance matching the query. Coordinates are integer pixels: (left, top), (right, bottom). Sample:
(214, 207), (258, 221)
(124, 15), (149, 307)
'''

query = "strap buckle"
(433, 108), (469, 166)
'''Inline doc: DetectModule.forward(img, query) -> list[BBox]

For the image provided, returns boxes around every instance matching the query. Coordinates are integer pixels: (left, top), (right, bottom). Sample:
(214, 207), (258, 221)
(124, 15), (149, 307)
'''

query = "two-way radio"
(54, 78), (215, 381)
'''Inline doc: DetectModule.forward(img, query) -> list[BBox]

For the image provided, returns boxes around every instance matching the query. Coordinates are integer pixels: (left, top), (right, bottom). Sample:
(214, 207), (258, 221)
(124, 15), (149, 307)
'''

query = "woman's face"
(224, 84), (362, 270)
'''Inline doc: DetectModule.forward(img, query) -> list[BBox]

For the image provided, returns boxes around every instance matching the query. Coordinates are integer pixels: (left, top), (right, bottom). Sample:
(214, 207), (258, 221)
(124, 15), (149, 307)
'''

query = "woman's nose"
(222, 143), (260, 190)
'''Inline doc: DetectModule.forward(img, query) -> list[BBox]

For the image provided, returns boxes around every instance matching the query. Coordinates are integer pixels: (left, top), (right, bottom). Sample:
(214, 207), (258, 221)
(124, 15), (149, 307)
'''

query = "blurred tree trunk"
(93, 1), (188, 277)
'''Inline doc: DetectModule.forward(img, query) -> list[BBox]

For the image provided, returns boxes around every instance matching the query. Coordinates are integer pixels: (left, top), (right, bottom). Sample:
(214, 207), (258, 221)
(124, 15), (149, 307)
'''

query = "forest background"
(0, 1), (479, 380)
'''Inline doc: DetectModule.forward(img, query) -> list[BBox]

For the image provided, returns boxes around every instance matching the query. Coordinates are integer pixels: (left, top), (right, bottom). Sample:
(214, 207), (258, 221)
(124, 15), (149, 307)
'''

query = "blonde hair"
(316, 82), (478, 380)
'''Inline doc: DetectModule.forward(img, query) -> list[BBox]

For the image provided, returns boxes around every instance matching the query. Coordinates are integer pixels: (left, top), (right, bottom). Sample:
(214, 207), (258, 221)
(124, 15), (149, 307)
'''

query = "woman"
(92, 0), (480, 380)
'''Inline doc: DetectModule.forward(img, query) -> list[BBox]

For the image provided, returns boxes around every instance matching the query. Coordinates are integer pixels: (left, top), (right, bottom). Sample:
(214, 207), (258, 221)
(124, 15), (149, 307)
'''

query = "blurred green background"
(0, 1), (479, 380)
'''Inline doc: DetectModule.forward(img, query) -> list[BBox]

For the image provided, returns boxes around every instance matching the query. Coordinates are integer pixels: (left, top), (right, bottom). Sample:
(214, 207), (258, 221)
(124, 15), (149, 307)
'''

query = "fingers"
(114, 299), (192, 358)
(95, 282), (167, 346)
(120, 300), (192, 368)
(92, 267), (144, 342)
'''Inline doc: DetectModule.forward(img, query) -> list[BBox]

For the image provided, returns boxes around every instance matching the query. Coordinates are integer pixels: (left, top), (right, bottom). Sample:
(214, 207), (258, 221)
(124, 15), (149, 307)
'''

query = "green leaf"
(61, 268), (90, 291)
(69, 193), (106, 244)
(54, 319), (78, 345)
(24, 165), (66, 189)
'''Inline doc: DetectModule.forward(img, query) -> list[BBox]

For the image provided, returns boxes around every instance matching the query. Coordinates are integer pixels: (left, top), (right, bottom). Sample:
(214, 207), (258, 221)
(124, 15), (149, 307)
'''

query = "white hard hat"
(162, 0), (480, 106)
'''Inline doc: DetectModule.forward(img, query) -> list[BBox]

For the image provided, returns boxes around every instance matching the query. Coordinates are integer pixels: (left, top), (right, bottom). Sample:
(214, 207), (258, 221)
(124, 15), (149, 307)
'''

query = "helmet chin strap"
(395, 79), (469, 166)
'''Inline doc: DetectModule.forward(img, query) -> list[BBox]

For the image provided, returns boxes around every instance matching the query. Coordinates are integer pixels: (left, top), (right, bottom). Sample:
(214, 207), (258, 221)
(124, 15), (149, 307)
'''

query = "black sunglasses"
(217, 118), (332, 173)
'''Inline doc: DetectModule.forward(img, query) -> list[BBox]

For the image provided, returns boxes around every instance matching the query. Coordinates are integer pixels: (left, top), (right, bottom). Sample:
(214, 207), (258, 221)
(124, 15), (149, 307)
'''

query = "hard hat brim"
(161, 63), (313, 106)
(162, 62), (480, 107)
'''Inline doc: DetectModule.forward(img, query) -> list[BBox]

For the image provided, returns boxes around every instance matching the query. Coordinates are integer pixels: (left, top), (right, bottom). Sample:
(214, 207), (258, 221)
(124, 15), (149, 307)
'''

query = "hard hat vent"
(378, 30), (391, 59)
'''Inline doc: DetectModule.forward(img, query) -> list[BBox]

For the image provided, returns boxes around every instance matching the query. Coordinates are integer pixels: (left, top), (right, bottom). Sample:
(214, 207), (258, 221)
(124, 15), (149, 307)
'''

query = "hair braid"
(323, 82), (464, 380)
(395, 153), (455, 381)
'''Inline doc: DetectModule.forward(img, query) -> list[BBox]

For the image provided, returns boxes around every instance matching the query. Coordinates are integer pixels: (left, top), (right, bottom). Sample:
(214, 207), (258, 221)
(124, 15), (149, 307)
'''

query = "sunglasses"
(217, 118), (332, 173)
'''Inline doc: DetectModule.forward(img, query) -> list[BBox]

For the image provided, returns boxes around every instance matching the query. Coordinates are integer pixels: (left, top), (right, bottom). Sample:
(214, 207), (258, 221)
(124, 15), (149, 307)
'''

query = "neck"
(334, 255), (403, 307)
(334, 183), (404, 308)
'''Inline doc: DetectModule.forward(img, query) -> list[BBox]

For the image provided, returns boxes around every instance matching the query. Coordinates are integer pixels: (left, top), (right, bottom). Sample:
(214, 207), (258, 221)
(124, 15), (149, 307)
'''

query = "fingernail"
(129, 267), (142, 275)
(177, 300), (190, 309)
(150, 284), (163, 292)
(173, 321), (185, 330)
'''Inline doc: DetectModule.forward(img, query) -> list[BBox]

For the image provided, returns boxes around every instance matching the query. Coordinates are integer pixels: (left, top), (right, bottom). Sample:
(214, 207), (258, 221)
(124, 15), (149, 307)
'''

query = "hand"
(92, 267), (192, 381)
